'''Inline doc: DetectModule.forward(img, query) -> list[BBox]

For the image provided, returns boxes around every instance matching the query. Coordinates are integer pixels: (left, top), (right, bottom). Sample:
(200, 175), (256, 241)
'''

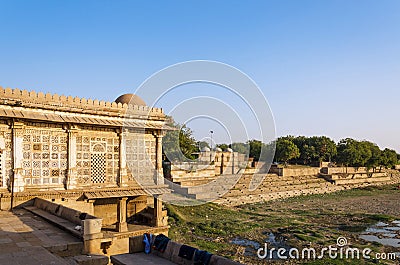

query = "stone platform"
(0, 209), (81, 264)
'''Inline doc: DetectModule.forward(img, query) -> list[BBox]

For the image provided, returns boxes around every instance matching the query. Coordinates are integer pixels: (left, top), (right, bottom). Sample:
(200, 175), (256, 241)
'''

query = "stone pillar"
(11, 122), (24, 192)
(116, 197), (128, 232)
(67, 126), (78, 190)
(155, 133), (163, 185)
(153, 197), (163, 227)
(232, 152), (235, 174)
(82, 218), (104, 255)
(118, 130), (128, 187)
(220, 153), (224, 175)
(0, 136), (6, 190)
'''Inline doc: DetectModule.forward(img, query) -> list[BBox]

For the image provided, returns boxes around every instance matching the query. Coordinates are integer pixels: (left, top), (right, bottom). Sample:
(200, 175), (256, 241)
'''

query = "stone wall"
(94, 198), (118, 226)
(269, 165), (320, 176)
(169, 163), (215, 185)
(321, 167), (370, 174)
(321, 172), (390, 185)
(93, 197), (149, 226)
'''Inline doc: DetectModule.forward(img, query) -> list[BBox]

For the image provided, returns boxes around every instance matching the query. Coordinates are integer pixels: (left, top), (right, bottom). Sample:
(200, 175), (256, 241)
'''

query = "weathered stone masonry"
(0, 87), (169, 238)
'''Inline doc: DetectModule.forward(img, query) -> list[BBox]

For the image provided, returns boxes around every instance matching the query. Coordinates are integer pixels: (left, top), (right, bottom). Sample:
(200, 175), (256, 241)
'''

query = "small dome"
(215, 147), (222, 152)
(115, 94), (146, 106)
(201, 147), (211, 152)
(226, 148), (233, 152)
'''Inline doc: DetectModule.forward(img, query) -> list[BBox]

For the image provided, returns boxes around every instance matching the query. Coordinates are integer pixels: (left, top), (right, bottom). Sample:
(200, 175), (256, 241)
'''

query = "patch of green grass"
(294, 233), (320, 242)
(192, 239), (229, 252)
(367, 214), (394, 222)
(338, 225), (368, 233)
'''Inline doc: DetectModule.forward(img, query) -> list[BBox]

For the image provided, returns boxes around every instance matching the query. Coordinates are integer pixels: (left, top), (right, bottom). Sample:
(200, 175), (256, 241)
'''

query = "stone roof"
(0, 87), (165, 121)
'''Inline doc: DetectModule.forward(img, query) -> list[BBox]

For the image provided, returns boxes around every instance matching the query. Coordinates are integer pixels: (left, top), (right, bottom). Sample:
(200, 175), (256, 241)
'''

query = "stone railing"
(123, 235), (242, 265)
(28, 197), (104, 255)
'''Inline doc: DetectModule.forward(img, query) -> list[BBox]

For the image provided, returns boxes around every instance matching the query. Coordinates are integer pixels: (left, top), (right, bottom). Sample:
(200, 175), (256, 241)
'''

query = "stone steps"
(232, 179), (328, 190)
(214, 186), (345, 206)
(165, 171), (400, 206)
(174, 173), (328, 187)
(188, 174), (334, 201)
(224, 183), (334, 197)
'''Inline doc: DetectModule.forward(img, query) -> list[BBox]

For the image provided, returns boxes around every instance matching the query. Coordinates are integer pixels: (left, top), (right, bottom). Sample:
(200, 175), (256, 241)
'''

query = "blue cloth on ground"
(178, 244), (197, 260)
(153, 234), (170, 253)
(194, 249), (213, 265)
(143, 233), (153, 254)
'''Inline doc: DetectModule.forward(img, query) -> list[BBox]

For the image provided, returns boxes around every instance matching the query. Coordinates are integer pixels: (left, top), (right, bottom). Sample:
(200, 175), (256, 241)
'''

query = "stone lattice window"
(76, 132), (119, 185)
(91, 153), (106, 183)
(22, 127), (67, 186)
(125, 132), (156, 182)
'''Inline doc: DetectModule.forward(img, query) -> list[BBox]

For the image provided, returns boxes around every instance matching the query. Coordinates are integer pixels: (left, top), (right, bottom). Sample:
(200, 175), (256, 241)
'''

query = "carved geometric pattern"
(22, 128), (67, 186)
(92, 143), (105, 153)
(76, 132), (119, 185)
(124, 133), (156, 182)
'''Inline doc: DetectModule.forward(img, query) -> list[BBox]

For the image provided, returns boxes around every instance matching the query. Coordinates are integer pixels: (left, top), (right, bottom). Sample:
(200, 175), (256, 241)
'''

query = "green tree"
(365, 142), (382, 171)
(381, 148), (398, 169)
(336, 138), (372, 167)
(230, 142), (249, 154)
(162, 116), (197, 161)
(275, 138), (300, 165)
(197, 141), (210, 151)
(248, 140), (263, 161)
(336, 138), (360, 167)
(216, 143), (229, 151)
(290, 136), (336, 165)
(311, 136), (337, 162)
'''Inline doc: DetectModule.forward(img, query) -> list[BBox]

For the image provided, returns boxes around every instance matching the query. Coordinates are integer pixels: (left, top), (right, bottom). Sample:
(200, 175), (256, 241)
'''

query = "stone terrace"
(0, 209), (81, 264)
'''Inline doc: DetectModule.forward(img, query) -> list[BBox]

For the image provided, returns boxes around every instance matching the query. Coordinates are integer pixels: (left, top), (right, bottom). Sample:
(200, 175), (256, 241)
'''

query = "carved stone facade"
(0, 87), (169, 233)
(0, 87), (167, 193)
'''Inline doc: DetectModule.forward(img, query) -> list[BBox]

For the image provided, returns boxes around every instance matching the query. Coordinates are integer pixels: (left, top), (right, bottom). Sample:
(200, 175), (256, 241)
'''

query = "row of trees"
(273, 136), (399, 169)
(163, 117), (399, 169)
(216, 136), (399, 170)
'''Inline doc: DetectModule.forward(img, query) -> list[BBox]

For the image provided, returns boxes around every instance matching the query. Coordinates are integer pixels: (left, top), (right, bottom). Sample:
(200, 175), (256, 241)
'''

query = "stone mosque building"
(0, 87), (170, 250)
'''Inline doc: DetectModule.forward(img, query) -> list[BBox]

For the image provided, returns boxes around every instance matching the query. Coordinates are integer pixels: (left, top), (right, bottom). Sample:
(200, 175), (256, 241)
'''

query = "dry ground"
(167, 184), (400, 265)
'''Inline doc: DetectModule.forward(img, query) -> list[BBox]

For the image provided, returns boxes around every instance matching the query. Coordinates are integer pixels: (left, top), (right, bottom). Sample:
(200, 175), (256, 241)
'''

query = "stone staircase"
(160, 174), (241, 205)
(213, 174), (344, 206)
(161, 168), (400, 207)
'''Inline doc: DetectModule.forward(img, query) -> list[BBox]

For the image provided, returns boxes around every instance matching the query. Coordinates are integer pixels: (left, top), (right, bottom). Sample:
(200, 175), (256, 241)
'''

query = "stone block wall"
(94, 198), (118, 226)
(269, 165), (320, 176)
(321, 167), (370, 174)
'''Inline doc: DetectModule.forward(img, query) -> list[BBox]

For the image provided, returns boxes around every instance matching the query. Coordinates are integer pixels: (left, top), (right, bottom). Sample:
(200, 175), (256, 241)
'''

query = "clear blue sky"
(1, 1), (399, 151)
